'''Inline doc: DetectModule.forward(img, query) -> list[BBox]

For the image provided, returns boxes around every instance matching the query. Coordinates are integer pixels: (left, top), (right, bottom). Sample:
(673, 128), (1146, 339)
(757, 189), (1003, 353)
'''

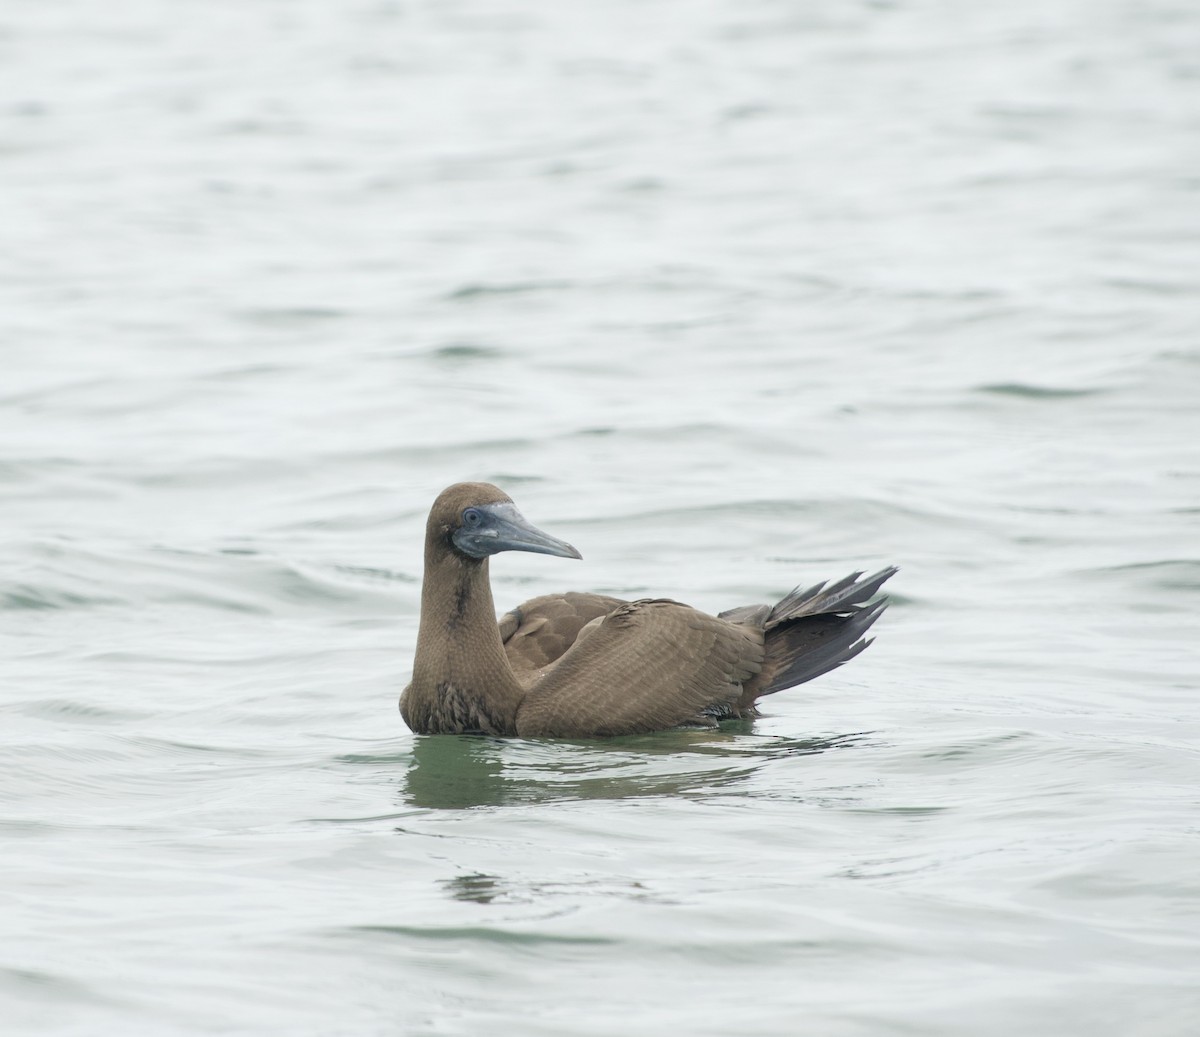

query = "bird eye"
(462, 508), (482, 527)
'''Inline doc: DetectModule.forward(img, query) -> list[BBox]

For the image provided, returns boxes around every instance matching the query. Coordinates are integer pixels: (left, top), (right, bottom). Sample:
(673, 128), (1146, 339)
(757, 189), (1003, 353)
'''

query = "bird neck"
(409, 547), (524, 734)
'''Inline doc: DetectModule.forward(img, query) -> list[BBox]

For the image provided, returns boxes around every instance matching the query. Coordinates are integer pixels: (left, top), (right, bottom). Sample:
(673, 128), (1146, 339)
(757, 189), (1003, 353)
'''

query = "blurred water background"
(2, 0), (1199, 1034)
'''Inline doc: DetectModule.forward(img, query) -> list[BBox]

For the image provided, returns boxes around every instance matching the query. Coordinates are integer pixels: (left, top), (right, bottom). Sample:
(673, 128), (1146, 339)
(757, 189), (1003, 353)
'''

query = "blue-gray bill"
(451, 502), (582, 560)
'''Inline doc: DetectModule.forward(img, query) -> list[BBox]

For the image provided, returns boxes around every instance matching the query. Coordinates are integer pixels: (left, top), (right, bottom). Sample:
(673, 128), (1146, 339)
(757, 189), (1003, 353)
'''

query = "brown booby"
(400, 482), (896, 738)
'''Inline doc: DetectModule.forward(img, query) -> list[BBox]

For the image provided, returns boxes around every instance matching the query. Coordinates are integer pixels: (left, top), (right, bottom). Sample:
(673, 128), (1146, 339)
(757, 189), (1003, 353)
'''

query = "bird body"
(400, 483), (895, 738)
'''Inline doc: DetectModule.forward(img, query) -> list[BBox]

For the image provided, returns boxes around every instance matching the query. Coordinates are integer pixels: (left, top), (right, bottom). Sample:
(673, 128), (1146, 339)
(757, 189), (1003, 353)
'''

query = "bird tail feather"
(738, 567), (897, 707)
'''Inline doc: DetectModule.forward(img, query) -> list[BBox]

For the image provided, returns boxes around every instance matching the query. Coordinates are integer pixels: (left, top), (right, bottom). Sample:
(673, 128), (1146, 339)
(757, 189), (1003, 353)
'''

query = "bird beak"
(453, 503), (582, 560)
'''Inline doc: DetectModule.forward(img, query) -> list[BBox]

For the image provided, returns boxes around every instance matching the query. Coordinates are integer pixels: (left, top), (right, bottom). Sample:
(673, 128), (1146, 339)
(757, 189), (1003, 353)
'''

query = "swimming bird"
(400, 482), (895, 738)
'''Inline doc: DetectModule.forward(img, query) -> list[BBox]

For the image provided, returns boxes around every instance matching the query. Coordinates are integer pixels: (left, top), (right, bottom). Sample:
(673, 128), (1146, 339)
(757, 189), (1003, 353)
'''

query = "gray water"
(3, 1), (1199, 1033)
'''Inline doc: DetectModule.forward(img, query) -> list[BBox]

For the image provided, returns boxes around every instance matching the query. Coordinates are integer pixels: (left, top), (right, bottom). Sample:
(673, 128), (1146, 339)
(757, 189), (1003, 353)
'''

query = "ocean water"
(2, 0), (1198, 1033)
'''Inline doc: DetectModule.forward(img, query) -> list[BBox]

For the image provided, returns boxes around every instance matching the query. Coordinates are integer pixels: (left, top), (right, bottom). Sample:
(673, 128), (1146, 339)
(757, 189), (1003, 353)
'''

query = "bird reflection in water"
(399, 727), (866, 811)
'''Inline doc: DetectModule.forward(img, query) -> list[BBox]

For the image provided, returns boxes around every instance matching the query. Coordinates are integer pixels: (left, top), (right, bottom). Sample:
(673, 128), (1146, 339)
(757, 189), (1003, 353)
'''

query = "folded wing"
(514, 599), (765, 738)
(499, 591), (628, 679)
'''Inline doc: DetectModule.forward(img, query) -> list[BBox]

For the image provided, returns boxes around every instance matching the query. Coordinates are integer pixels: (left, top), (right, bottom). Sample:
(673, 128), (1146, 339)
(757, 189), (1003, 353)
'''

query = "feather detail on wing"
(499, 592), (628, 679)
(514, 599), (765, 738)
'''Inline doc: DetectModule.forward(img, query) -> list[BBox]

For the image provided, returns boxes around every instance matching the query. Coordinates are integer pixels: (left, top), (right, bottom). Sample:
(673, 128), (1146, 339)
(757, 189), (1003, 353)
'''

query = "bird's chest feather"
(403, 679), (513, 736)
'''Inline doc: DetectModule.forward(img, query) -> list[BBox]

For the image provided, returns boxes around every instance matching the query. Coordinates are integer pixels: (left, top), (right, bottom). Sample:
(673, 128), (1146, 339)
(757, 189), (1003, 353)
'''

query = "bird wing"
(513, 599), (765, 738)
(499, 591), (628, 679)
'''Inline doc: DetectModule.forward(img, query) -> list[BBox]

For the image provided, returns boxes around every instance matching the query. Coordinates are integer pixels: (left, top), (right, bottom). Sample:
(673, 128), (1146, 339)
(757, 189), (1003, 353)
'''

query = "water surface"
(2, 1), (1198, 1034)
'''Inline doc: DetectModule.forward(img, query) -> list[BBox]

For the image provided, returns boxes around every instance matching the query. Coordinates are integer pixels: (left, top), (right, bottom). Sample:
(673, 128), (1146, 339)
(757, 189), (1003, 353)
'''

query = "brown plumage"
(399, 482), (896, 738)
